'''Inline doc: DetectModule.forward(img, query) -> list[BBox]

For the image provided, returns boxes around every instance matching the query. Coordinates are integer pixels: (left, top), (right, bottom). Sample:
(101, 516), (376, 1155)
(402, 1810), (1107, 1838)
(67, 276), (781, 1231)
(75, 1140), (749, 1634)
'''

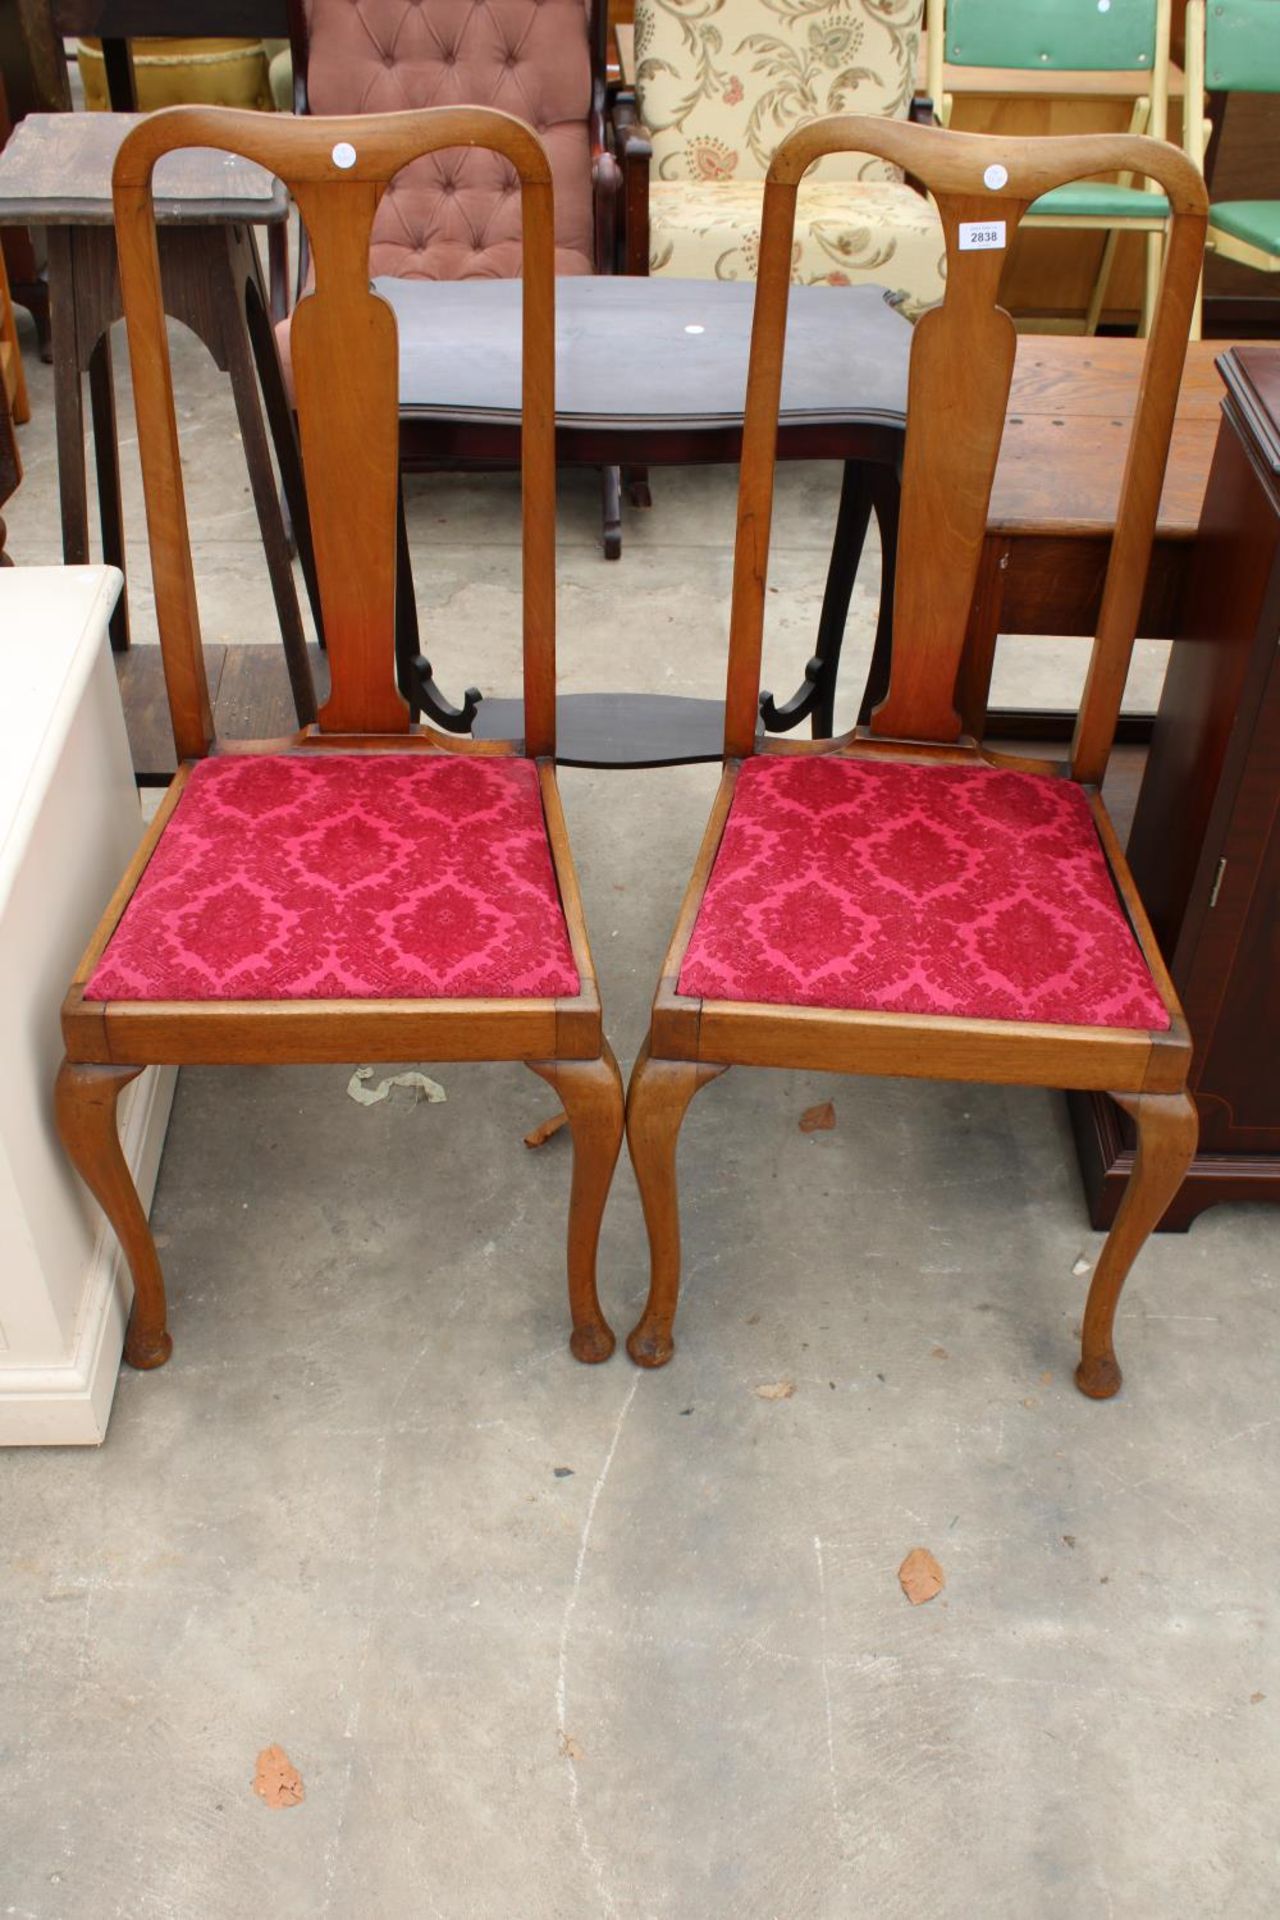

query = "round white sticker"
(983, 163), (1008, 190)
(331, 141), (357, 170)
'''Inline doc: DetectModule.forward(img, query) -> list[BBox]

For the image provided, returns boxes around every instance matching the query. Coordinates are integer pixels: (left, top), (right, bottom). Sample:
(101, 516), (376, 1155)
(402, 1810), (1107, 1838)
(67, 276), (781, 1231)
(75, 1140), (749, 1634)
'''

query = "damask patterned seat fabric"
(678, 756), (1169, 1029)
(85, 754), (580, 1002)
(634, 0), (944, 308)
(304, 0), (595, 277)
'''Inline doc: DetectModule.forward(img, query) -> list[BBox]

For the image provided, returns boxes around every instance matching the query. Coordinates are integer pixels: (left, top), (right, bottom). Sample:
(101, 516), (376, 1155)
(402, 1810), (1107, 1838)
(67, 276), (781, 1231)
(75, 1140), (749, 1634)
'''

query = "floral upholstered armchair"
(614, 0), (944, 311)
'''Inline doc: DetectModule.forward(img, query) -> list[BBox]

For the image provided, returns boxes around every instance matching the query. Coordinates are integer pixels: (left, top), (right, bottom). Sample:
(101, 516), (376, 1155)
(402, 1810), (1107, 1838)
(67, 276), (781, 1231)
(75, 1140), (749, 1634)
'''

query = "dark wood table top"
(0, 111), (288, 224)
(990, 336), (1231, 541)
(386, 276), (912, 433)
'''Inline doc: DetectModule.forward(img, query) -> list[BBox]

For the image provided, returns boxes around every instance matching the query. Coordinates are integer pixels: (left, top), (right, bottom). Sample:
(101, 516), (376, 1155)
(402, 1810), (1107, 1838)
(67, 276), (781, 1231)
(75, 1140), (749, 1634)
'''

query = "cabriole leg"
(54, 1059), (173, 1369)
(528, 1044), (625, 1363)
(624, 1043), (726, 1368)
(1076, 1089), (1198, 1400)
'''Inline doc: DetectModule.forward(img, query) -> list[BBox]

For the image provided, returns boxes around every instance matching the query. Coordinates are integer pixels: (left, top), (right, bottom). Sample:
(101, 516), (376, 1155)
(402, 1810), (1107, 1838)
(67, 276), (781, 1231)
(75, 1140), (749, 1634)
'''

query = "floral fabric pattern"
(677, 755), (1169, 1030)
(634, 0), (923, 184)
(648, 177), (945, 312)
(86, 754), (580, 1003)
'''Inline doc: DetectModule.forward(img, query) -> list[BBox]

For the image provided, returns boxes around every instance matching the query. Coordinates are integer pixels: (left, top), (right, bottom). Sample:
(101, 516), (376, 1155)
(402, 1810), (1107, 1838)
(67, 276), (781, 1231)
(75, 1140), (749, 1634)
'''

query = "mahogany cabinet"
(1071, 345), (1280, 1230)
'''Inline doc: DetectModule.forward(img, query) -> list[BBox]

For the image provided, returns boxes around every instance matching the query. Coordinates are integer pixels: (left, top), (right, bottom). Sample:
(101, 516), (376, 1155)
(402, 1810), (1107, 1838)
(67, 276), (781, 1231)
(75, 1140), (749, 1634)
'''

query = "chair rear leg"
(1076, 1089), (1198, 1400)
(54, 1059), (173, 1369)
(624, 1043), (726, 1368)
(528, 1044), (625, 1363)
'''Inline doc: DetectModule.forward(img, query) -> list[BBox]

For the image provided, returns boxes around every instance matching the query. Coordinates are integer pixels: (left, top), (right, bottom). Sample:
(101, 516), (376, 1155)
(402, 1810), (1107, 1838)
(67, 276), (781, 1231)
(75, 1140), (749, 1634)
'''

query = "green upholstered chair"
(925, 0), (1173, 332)
(1186, 0), (1280, 330)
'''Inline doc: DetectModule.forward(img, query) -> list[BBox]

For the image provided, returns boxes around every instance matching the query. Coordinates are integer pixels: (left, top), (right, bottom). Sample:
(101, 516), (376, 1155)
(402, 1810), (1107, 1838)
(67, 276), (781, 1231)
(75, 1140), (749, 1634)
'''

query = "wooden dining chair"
(55, 103), (624, 1372)
(626, 114), (1207, 1398)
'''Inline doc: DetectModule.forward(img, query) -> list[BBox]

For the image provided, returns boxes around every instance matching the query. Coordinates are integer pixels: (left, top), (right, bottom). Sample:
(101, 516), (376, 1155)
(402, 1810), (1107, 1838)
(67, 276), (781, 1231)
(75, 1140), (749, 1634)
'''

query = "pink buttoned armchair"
(285, 0), (627, 567)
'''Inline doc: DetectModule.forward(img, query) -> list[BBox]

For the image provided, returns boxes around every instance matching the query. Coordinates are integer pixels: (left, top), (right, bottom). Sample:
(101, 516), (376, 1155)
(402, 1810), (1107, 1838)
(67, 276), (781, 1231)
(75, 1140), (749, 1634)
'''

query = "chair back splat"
(111, 105), (557, 759)
(723, 116), (1207, 776)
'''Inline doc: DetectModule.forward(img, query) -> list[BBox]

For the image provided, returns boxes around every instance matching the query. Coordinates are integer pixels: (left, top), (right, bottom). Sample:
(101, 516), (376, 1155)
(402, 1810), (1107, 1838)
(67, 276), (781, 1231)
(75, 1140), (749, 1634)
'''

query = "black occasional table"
(0, 111), (313, 725)
(374, 275), (911, 765)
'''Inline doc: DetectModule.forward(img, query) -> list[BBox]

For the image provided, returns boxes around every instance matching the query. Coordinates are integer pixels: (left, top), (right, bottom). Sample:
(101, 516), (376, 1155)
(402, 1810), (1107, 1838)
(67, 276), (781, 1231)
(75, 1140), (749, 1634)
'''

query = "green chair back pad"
(945, 0), (1159, 71)
(1205, 0), (1280, 92)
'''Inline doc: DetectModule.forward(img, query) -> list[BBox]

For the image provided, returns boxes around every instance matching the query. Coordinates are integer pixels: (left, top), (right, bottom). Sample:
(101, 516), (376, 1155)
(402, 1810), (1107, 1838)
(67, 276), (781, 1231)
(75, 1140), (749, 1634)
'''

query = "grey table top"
(0, 112), (287, 225)
(382, 276), (911, 432)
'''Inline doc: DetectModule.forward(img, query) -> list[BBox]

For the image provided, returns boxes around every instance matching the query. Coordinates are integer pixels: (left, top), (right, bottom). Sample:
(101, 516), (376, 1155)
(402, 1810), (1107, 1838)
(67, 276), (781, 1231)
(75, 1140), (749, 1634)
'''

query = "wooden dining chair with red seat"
(626, 115), (1207, 1399)
(54, 102), (623, 1372)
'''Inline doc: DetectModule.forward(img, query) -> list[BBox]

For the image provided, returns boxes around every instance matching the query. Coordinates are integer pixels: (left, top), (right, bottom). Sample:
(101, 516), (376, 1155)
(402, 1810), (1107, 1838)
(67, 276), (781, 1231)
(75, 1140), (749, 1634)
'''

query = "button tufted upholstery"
(304, 0), (596, 278)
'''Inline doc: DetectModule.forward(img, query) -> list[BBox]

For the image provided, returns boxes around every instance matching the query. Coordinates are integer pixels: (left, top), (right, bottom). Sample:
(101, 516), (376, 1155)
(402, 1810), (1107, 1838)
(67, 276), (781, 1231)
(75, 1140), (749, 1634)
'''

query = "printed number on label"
(958, 220), (1006, 251)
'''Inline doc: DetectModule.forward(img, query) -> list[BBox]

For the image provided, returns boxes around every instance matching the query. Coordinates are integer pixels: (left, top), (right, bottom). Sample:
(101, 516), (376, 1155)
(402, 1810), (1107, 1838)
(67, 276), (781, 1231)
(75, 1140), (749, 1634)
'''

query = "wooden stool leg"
(48, 232), (90, 571)
(527, 1044), (625, 1363)
(221, 266), (316, 727)
(54, 1060), (173, 1370)
(1076, 1089), (1198, 1400)
(87, 332), (130, 652)
(624, 1043), (726, 1368)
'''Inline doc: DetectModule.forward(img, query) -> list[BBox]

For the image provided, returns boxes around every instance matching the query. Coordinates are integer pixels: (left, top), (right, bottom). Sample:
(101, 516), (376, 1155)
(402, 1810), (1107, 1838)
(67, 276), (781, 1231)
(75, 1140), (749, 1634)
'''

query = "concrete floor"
(3, 300), (1278, 1918)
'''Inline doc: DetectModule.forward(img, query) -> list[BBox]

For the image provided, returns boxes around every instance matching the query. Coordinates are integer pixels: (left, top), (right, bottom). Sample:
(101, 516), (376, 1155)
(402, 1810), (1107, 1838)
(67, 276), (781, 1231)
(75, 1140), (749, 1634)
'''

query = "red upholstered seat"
(678, 756), (1169, 1030)
(86, 754), (580, 1003)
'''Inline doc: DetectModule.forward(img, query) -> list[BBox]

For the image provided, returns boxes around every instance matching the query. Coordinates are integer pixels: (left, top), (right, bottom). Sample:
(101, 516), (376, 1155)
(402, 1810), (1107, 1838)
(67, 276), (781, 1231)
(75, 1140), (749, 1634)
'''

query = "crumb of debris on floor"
(754, 1381), (795, 1401)
(524, 1112), (568, 1148)
(799, 1101), (836, 1133)
(1072, 1254), (1093, 1276)
(252, 1745), (304, 1809)
(898, 1547), (946, 1606)
(346, 1066), (446, 1107)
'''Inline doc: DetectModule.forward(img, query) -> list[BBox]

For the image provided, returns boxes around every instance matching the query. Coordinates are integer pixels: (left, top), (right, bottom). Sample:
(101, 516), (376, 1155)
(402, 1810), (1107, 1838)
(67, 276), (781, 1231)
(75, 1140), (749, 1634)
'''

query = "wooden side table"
(1071, 345), (1280, 1230)
(0, 112), (313, 728)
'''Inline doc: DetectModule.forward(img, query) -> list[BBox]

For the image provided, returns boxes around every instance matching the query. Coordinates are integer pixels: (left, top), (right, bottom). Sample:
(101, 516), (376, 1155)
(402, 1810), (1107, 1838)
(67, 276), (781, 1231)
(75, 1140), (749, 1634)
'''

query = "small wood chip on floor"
(898, 1547), (946, 1606)
(754, 1380), (795, 1400)
(252, 1744), (304, 1808)
(799, 1101), (836, 1133)
(524, 1112), (568, 1149)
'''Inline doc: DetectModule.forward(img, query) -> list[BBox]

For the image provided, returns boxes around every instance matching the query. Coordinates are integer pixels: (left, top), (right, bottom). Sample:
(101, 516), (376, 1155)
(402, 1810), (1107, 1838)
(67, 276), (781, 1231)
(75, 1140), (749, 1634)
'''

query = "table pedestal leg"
(396, 479), (480, 731)
(601, 464), (622, 560)
(855, 465), (901, 728)
(761, 460), (901, 738)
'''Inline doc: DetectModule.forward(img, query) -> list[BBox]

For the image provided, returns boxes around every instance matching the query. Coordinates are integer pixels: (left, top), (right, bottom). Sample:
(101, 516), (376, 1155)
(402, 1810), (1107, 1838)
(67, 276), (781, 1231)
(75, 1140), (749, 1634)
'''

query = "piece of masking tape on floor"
(346, 1066), (447, 1107)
